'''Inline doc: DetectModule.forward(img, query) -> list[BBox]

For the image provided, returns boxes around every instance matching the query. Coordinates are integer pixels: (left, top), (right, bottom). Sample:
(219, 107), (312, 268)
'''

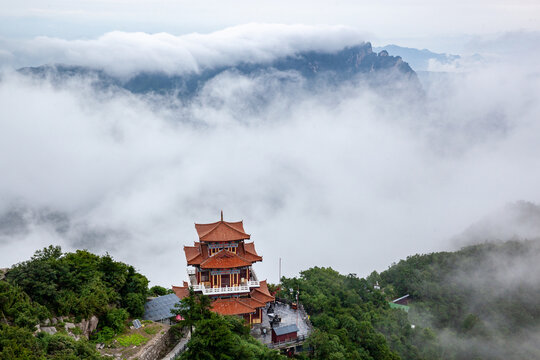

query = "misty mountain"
(18, 42), (418, 97)
(379, 239), (540, 359)
(373, 44), (460, 71)
(0, 206), (127, 252)
(0, 207), (69, 237)
(454, 201), (540, 246)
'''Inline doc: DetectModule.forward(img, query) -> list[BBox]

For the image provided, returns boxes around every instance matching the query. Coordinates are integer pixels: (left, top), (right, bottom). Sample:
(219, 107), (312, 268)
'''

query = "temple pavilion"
(172, 212), (274, 325)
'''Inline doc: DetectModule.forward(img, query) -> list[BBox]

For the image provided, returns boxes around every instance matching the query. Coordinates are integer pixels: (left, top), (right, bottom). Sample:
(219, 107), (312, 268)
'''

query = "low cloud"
(0, 24), (365, 78)
(453, 201), (540, 246)
(431, 239), (540, 359)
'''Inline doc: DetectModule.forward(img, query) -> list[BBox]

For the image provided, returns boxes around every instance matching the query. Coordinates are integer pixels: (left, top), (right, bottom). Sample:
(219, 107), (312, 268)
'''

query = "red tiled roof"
(241, 242), (262, 262)
(238, 297), (266, 309)
(172, 285), (189, 300)
(250, 280), (275, 304)
(200, 250), (252, 269)
(185, 242), (261, 266)
(195, 220), (250, 242)
(184, 245), (200, 262)
(251, 290), (274, 304)
(258, 280), (272, 297)
(185, 243), (209, 265)
(211, 298), (255, 316)
(244, 242), (258, 256)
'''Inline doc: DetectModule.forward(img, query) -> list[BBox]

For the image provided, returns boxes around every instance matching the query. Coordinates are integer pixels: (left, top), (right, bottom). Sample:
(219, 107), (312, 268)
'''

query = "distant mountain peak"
(18, 42), (419, 97)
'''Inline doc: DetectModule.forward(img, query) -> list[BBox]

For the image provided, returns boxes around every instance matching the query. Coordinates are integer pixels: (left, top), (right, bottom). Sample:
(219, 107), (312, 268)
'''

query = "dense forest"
(1, 240), (539, 359)
(377, 239), (540, 359)
(0, 245), (148, 359)
(278, 239), (540, 360)
(278, 268), (439, 360)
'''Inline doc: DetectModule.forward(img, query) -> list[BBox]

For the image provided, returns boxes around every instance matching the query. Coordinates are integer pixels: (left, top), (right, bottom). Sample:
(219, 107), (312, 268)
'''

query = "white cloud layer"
(1, 27), (540, 288)
(0, 24), (365, 77)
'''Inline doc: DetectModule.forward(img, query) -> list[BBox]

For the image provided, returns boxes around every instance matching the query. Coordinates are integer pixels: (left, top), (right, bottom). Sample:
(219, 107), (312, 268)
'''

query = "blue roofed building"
(143, 294), (182, 324)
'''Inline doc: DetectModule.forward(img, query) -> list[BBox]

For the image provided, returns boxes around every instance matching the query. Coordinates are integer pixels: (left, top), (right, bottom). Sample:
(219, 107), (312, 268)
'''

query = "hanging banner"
(210, 269), (241, 276)
(208, 242), (239, 249)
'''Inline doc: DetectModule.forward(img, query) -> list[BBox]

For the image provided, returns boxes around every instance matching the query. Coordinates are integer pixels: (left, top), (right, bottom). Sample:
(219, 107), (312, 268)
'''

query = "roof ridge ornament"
(221, 210), (223, 221)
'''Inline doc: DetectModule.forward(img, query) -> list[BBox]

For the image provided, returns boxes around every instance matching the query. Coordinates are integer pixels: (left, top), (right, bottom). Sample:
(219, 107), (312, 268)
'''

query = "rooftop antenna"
(296, 286), (299, 327)
(221, 210), (223, 221)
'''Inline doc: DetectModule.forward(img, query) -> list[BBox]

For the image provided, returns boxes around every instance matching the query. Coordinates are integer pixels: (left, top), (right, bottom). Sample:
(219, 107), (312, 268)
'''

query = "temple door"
(222, 274), (230, 287)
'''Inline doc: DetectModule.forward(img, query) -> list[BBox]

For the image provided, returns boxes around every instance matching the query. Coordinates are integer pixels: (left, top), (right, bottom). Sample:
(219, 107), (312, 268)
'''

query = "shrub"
(123, 293), (146, 318)
(93, 326), (116, 344)
(104, 308), (129, 334)
(148, 285), (172, 297)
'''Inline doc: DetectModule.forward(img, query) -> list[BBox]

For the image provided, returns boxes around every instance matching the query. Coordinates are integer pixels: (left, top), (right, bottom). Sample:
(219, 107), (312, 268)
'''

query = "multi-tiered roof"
(172, 212), (274, 324)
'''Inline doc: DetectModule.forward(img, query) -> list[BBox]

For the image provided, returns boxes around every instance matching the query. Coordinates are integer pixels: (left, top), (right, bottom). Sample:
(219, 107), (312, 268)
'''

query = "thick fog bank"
(1, 36), (540, 286)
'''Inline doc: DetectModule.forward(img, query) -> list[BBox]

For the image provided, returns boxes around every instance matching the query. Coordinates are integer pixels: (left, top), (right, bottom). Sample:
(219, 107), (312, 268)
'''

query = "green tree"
(180, 313), (285, 360)
(103, 308), (129, 334)
(0, 324), (42, 360)
(6, 246), (149, 319)
(179, 314), (238, 360)
(172, 288), (212, 333)
(148, 285), (172, 296)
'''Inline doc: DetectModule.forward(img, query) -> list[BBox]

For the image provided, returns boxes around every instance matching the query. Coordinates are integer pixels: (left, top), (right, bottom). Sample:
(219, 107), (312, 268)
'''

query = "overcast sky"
(1, 0), (539, 52)
(1, 2), (540, 286)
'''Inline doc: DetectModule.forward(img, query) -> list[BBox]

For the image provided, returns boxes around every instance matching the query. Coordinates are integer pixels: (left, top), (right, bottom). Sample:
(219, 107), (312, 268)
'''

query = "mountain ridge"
(18, 42), (419, 97)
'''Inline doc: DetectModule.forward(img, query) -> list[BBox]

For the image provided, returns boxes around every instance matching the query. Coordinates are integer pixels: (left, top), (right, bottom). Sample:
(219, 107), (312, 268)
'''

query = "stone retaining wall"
(127, 327), (183, 360)
(161, 329), (190, 360)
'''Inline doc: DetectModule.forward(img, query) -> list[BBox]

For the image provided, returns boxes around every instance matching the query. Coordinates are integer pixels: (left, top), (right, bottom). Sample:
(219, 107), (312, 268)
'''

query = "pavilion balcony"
(191, 281), (260, 296)
(187, 267), (259, 287)
(247, 280), (260, 288)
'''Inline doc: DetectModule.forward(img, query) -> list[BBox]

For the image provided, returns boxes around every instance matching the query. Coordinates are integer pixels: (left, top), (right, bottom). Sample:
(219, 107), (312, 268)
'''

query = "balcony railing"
(190, 281), (260, 295)
(192, 284), (249, 295)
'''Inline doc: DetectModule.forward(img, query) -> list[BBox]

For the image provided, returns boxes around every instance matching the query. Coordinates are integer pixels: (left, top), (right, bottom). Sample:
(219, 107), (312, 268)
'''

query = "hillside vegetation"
(2, 241), (538, 359)
(279, 240), (540, 360)
(6, 245), (148, 320)
(1, 245), (149, 359)
(278, 268), (438, 360)
(378, 239), (540, 359)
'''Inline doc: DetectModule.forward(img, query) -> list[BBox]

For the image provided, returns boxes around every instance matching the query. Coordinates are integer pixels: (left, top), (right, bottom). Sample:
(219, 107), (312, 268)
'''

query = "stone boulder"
(77, 315), (99, 337)
(41, 326), (57, 335)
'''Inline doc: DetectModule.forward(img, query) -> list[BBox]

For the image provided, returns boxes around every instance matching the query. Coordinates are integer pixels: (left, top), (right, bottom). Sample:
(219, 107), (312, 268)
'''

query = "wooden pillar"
(219, 274), (222, 288)
(247, 268), (250, 281)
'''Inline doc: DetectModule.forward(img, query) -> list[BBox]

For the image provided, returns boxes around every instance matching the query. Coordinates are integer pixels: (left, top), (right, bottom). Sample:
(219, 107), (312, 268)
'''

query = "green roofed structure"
(389, 302), (410, 312)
